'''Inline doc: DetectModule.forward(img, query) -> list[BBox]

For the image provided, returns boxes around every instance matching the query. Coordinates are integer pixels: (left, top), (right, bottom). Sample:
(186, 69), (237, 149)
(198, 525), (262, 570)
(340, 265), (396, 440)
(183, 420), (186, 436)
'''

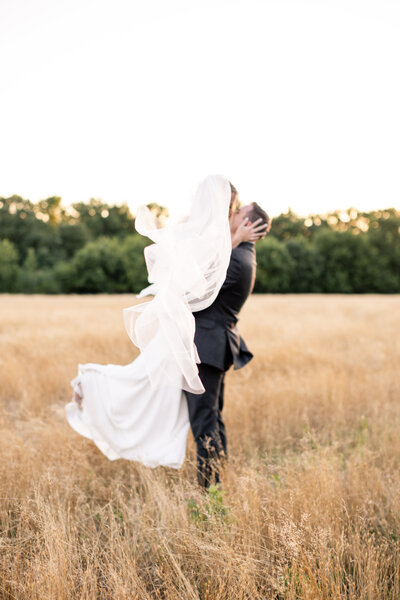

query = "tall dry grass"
(0, 294), (399, 599)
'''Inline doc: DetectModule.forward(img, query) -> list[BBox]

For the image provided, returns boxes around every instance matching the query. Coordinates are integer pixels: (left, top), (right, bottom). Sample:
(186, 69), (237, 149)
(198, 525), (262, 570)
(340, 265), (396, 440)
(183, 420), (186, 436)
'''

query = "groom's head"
(231, 202), (271, 239)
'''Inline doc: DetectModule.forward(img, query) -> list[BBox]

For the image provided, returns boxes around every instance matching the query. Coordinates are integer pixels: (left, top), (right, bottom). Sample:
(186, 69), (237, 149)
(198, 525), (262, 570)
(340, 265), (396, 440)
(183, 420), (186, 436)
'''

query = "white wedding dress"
(65, 175), (232, 468)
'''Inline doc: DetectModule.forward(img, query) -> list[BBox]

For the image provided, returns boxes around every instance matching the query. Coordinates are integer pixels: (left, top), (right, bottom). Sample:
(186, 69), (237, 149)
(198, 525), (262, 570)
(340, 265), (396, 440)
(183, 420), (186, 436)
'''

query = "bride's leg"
(73, 382), (83, 407)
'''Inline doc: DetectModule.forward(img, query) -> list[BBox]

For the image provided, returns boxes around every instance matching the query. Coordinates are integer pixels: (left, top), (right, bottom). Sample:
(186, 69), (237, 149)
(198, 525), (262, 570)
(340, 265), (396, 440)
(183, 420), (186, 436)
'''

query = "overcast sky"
(1, 0), (399, 217)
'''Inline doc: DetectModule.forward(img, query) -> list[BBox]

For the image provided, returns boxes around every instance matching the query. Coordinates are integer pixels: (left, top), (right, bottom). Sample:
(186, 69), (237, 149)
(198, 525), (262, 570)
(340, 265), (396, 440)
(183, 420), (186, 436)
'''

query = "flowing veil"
(123, 174), (232, 393)
(66, 174), (232, 467)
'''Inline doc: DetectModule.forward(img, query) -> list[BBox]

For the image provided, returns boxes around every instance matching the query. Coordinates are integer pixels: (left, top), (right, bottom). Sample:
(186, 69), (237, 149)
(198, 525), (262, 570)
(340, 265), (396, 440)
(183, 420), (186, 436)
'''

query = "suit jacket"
(193, 241), (256, 371)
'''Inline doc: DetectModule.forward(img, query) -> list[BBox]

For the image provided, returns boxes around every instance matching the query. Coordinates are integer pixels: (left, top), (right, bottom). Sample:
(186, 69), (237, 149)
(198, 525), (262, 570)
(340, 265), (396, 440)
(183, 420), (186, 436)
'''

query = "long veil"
(66, 175), (232, 466)
(123, 174), (232, 394)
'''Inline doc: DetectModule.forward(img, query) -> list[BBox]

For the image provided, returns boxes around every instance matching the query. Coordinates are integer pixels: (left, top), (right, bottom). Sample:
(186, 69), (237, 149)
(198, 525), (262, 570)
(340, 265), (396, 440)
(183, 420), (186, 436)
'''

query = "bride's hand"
(232, 218), (268, 248)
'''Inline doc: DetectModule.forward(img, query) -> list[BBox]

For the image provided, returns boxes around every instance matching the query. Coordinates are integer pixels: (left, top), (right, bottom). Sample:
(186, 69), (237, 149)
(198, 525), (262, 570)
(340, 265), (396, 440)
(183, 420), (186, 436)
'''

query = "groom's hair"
(248, 202), (272, 235)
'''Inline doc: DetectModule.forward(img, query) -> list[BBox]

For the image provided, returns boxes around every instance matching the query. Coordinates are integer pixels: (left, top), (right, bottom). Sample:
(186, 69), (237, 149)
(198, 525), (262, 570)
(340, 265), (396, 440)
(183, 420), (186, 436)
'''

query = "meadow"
(0, 294), (399, 599)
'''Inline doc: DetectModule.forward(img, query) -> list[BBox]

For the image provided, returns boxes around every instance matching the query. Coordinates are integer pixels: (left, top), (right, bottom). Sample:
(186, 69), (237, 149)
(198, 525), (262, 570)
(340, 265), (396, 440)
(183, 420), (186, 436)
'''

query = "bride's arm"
(231, 218), (268, 248)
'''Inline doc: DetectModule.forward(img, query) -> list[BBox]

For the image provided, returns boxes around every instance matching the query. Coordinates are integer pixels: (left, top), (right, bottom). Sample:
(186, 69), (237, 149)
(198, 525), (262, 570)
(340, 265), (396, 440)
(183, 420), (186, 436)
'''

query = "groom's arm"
(221, 245), (256, 300)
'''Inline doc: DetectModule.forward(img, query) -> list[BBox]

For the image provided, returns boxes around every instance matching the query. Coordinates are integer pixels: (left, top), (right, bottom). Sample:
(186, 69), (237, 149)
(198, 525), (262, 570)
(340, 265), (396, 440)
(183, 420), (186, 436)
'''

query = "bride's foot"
(73, 382), (83, 408)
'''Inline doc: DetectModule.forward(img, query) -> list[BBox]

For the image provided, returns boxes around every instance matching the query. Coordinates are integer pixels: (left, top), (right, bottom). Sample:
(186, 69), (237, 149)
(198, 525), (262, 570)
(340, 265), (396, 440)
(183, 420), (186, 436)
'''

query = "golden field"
(0, 294), (399, 600)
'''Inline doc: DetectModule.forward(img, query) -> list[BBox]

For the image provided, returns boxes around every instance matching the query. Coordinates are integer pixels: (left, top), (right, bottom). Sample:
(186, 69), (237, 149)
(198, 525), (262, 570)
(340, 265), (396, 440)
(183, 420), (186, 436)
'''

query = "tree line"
(0, 195), (399, 294)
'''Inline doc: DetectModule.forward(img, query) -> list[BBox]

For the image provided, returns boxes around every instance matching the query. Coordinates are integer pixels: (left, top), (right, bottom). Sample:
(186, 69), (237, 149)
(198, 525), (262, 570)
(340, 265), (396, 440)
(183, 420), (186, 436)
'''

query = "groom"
(185, 193), (271, 488)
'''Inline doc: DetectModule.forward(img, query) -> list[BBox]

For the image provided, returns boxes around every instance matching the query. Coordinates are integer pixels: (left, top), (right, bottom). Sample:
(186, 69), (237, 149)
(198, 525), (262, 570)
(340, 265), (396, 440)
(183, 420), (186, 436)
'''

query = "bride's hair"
(229, 182), (238, 217)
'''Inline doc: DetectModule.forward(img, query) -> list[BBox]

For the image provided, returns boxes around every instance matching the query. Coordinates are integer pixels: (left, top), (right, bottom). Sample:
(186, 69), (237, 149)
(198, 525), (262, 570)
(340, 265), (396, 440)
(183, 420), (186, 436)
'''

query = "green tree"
(120, 235), (149, 293)
(34, 196), (64, 224)
(0, 195), (66, 267)
(71, 200), (136, 239)
(286, 237), (324, 292)
(25, 226), (64, 268)
(0, 196), (38, 261)
(366, 210), (400, 292)
(312, 230), (385, 293)
(70, 237), (129, 293)
(31, 269), (61, 294)
(254, 237), (295, 293)
(18, 248), (39, 293)
(53, 261), (77, 293)
(58, 222), (90, 258)
(270, 210), (311, 241)
(0, 239), (19, 292)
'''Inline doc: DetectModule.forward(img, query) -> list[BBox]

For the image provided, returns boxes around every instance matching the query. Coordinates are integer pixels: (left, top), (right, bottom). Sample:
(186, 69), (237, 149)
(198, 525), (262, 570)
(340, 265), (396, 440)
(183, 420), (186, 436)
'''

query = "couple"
(66, 175), (270, 488)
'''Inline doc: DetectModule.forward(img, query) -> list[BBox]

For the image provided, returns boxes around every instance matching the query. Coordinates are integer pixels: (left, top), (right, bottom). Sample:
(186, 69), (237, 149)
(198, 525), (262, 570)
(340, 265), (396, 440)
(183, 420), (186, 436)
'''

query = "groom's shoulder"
(223, 242), (256, 287)
(235, 241), (255, 253)
(234, 242), (256, 264)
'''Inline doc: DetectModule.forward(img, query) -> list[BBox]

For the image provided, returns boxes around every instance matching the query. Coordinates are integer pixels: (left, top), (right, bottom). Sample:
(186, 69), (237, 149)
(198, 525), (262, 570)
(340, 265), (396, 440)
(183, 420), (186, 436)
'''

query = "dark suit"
(185, 241), (256, 487)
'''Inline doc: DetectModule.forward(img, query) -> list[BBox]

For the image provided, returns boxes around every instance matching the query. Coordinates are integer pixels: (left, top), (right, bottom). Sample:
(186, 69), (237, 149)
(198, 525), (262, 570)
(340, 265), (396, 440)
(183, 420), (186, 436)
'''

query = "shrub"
(70, 237), (129, 293)
(254, 237), (295, 293)
(0, 239), (19, 292)
(286, 237), (324, 293)
(120, 235), (149, 293)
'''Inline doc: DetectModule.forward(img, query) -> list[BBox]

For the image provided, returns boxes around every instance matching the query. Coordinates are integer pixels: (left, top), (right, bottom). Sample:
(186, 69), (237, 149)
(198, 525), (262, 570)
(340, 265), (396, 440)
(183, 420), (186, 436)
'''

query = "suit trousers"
(185, 362), (228, 488)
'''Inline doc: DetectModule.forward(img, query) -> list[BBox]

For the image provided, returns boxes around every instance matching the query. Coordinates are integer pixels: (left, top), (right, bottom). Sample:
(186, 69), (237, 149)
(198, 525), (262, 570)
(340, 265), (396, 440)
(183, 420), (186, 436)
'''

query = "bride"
(66, 175), (261, 469)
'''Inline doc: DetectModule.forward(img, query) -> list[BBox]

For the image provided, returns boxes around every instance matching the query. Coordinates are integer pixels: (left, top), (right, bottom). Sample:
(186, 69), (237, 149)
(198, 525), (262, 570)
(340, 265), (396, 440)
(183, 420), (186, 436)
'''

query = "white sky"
(1, 0), (399, 217)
